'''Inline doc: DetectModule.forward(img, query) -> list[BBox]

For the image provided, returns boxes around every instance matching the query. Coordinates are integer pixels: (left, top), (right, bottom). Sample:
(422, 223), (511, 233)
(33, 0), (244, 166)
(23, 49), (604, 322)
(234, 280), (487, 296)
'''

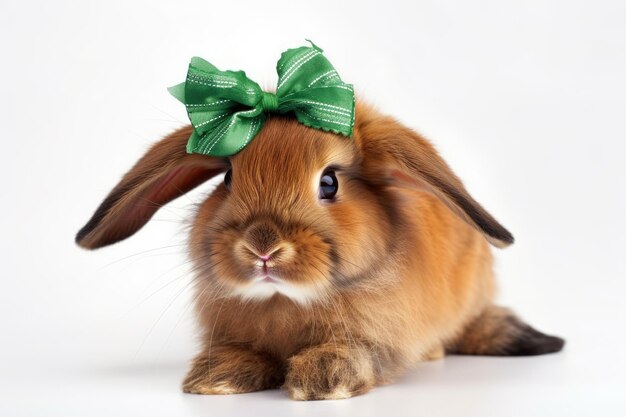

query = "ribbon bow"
(168, 41), (355, 157)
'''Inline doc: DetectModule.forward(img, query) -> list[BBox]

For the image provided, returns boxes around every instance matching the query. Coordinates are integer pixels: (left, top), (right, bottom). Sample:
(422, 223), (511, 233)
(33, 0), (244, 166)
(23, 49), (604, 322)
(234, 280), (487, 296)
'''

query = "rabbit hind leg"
(447, 305), (565, 356)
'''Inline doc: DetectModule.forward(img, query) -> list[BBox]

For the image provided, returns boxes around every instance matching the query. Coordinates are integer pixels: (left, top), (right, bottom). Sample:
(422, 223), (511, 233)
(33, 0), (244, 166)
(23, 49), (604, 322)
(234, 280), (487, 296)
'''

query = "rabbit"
(76, 101), (564, 400)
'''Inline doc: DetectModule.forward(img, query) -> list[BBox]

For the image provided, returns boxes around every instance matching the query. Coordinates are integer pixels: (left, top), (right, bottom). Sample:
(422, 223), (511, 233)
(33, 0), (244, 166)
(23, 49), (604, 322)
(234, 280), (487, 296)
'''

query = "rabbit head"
(76, 103), (513, 306)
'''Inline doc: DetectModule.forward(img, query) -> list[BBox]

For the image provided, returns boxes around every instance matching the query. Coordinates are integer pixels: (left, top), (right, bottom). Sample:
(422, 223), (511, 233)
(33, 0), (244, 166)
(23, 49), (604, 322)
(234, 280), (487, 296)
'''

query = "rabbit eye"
(319, 170), (338, 200)
(224, 169), (232, 190)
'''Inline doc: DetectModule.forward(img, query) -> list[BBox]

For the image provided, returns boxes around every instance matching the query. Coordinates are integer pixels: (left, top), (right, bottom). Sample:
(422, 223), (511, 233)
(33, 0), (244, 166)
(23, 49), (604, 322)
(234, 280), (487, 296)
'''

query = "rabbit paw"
(284, 343), (375, 400)
(182, 345), (283, 395)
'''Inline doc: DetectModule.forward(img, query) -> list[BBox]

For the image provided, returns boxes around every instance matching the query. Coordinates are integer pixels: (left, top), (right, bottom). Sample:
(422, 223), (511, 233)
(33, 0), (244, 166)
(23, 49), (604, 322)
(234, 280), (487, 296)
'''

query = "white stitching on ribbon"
(307, 70), (337, 87)
(186, 99), (230, 108)
(298, 100), (352, 115)
(277, 50), (320, 90)
(193, 112), (228, 129)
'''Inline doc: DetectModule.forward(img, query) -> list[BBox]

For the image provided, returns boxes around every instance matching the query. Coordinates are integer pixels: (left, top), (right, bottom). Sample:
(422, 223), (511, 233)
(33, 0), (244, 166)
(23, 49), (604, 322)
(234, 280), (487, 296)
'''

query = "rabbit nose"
(242, 222), (281, 259)
(252, 248), (280, 267)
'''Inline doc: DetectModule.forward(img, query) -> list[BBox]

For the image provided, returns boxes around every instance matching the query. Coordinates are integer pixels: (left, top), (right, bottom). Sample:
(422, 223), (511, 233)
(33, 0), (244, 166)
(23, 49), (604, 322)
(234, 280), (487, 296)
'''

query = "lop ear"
(354, 104), (514, 248)
(75, 126), (229, 250)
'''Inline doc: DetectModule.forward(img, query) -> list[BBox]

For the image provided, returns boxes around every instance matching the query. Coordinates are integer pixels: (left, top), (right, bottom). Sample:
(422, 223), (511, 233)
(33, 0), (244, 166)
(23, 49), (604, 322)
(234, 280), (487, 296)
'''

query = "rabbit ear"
(75, 126), (228, 250)
(355, 105), (514, 248)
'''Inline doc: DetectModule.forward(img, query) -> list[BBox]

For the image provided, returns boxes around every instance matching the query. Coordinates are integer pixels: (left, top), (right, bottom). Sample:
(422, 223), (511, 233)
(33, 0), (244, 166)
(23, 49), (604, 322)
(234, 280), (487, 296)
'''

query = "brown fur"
(76, 102), (564, 400)
(448, 305), (565, 356)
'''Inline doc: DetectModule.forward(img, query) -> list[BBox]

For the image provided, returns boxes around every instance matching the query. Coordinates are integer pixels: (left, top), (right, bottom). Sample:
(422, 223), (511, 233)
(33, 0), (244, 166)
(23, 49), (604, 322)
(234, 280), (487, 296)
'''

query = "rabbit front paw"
(182, 345), (283, 395)
(284, 343), (376, 400)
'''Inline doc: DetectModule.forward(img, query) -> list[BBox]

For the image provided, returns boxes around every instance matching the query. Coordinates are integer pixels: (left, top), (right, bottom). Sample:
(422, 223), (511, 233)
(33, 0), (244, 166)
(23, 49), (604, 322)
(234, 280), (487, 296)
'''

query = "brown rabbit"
(76, 102), (564, 400)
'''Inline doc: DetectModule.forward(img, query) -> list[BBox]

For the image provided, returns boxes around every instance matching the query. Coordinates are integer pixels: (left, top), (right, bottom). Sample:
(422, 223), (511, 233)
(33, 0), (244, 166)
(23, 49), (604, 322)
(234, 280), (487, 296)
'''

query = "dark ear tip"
(487, 227), (515, 249)
(75, 226), (96, 250)
(502, 229), (515, 245)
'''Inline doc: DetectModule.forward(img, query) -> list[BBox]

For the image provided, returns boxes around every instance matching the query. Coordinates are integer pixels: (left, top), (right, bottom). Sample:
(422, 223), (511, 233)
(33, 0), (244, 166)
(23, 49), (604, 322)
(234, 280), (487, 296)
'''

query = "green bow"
(168, 41), (355, 157)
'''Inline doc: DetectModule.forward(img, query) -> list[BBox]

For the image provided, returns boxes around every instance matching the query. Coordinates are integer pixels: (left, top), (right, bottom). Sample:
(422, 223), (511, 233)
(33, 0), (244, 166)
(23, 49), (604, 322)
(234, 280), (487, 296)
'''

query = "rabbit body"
(77, 103), (564, 400)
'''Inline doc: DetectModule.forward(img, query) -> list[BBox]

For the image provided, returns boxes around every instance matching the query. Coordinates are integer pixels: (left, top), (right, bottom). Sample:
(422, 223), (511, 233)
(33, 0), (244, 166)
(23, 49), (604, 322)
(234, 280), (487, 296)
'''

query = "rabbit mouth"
(251, 273), (282, 284)
(229, 272), (323, 305)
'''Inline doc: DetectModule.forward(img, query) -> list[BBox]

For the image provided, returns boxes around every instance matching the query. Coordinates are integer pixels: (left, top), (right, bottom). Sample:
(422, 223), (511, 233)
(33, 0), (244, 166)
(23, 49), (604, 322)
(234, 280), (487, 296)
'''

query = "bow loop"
(169, 42), (355, 157)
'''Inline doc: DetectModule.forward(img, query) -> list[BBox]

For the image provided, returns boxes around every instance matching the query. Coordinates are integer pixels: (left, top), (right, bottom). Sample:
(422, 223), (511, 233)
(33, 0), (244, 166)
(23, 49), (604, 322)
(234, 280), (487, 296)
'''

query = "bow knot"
(261, 92), (278, 112)
(169, 41), (355, 157)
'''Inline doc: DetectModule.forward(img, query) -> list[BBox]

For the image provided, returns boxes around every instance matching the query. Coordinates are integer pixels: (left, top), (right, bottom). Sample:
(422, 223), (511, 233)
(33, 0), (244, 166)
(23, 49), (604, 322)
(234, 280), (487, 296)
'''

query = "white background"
(1, 0), (625, 415)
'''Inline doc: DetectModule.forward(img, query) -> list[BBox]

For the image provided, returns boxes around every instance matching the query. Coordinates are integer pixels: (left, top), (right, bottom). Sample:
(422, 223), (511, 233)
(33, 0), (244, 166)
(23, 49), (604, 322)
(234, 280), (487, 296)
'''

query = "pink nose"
(259, 255), (271, 262)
